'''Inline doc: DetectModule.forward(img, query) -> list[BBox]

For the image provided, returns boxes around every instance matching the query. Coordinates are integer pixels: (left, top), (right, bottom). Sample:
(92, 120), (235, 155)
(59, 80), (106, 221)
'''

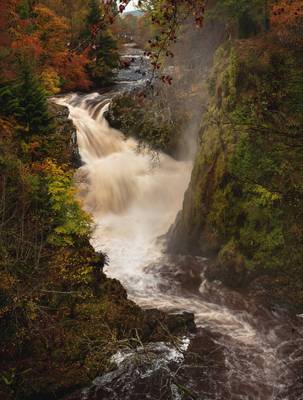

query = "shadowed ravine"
(57, 45), (303, 400)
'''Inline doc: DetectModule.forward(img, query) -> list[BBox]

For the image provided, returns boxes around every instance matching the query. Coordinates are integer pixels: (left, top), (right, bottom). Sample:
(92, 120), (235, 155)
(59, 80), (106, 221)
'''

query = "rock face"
(105, 91), (183, 156)
(63, 327), (228, 400)
(168, 38), (303, 310)
(168, 46), (234, 258)
(50, 102), (82, 167)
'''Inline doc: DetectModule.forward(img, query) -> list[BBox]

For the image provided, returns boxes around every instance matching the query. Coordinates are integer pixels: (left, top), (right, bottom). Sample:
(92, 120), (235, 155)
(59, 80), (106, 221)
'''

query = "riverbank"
(58, 82), (303, 400)
(0, 100), (195, 400)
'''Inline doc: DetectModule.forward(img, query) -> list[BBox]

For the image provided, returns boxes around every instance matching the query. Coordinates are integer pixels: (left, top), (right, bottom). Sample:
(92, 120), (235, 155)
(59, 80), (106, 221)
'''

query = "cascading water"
(57, 46), (303, 400)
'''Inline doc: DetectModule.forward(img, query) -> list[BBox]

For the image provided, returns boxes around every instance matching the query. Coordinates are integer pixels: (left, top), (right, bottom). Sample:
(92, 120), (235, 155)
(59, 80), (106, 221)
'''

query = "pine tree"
(17, 61), (53, 134)
(82, 0), (101, 39)
(83, 0), (120, 87)
(17, 0), (32, 19)
(0, 80), (21, 118)
(88, 30), (119, 87)
(87, 0), (102, 27)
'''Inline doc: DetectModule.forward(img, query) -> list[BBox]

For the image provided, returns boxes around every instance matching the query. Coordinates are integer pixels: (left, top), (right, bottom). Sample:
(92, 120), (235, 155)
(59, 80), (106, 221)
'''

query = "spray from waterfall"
(56, 88), (192, 298)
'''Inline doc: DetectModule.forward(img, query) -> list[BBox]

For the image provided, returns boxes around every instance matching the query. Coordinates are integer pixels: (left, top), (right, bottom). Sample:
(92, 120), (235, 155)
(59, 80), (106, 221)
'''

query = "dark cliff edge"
(49, 103), (82, 168)
(168, 30), (303, 313)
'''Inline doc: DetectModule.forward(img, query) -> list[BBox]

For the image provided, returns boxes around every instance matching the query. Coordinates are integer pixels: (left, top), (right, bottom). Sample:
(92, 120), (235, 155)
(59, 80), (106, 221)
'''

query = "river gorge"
(57, 45), (303, 400)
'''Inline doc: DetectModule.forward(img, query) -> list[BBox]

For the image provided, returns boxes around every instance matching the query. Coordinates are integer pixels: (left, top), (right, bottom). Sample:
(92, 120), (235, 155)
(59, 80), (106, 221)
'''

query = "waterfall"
(56, 92), (192, 296)
(55, 87), (302, 399)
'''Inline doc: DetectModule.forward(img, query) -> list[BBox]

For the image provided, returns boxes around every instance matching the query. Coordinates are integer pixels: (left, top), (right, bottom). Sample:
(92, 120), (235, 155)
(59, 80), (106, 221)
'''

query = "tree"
(17, 60), (53, 134)
(88, 30), (119, 87)
(207, 0), (269, 38)
(0, 80), (21, 118)
(83, 0), (120, 87)
(54, 51), (92, 91)
(33, 3), (69, 65)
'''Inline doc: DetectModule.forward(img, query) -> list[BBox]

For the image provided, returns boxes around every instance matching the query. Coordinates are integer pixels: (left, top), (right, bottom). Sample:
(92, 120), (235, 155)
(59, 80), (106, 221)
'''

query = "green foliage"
(180, 36), (303, 305)
(44, 160), (91, 246)
(17, 61), (53, 134)
(80, 0), (120, 87)
(87, 30), (119, 87)
(208, 0), (269, 38)
(0, 81), (22, 118)
(106, 92), (184, 154)
(16, 0), (32, 19)
(86, 0), (102, 27)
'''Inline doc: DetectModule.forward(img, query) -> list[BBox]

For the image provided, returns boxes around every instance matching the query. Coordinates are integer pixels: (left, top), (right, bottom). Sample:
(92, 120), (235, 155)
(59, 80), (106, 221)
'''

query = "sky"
(125, 0), (138, 11)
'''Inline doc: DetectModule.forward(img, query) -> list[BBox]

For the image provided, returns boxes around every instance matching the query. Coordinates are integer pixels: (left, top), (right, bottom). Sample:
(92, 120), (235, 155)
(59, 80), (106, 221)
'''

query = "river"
(57, 44), (303, 400)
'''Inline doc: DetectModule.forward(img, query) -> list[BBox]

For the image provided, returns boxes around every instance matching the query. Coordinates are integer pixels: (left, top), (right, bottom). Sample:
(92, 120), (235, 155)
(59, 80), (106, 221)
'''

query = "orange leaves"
(271, 0), (303, 27)
(33, 4), (69, 56)
(54, 51), (92, 92)
(4, 1), (92, 92)
(11, 34), (43, 60)
(31, 161), (47, 173)
(0, 0), (12, 47)
(271, 0), (303, 49)
(12, 4), (68, 64)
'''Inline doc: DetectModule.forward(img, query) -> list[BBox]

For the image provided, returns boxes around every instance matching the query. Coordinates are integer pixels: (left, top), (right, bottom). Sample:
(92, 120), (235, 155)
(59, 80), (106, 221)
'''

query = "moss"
(169, 38), (303, 309)
(105, 91), (185, 156)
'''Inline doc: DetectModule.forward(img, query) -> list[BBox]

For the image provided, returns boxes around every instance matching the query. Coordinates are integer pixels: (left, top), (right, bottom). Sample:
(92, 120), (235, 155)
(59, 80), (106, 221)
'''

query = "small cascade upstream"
(57, 45), (303, 400)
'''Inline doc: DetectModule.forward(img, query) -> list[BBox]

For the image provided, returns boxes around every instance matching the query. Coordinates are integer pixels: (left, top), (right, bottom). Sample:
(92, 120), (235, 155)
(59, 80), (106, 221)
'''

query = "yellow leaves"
(253, 185), (281, 205)
(40, 68), (61, 95)
(0, 271), (15, 291)
(26, 300), (38, 321)
(33, 4), (69, 55)
(50, 246), (93, 287)
(44, 159), (92, 247)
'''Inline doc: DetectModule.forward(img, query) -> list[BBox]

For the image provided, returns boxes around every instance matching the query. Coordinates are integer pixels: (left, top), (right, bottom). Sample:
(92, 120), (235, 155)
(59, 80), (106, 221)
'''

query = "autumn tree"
(271, 0), (303, 50)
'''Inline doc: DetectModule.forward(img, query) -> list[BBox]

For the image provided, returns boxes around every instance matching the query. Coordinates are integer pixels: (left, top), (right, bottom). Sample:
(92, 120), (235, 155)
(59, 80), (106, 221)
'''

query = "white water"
(57, 92), (191, 299)
(56, 90), (303, 399)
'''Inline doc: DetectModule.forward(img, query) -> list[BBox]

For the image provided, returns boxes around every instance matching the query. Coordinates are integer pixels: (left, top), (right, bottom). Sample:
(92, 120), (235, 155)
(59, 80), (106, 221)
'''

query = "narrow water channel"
(58, 45), (303, 400)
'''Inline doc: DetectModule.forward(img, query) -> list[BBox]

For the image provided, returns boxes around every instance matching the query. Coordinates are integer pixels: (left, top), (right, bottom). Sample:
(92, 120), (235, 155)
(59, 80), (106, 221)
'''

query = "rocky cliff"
(169, 33), (303, 311)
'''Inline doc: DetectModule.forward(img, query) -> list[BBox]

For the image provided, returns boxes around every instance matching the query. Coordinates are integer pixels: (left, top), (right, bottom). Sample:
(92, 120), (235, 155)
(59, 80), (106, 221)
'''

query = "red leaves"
(271, 0), (303, 26)
(31, 161), (47, 173)
(271, 0), (303, 49)
(55, 52), (92, 92)
(119, 4), (126, 13)
(195, 15), (204, 28)
(91, 23), (100, 37)
(160, 75), (173, 85)
(142, 0), (206, 83)
(11, 34), (43, 60)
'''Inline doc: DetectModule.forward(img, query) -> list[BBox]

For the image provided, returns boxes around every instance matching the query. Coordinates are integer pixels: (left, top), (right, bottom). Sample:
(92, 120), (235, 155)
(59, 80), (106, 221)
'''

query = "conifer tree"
(0, 80), (21, 118)
(17, 61), (53, 134)
(84, 0), (120, 87)
(88, 30), (119, 87)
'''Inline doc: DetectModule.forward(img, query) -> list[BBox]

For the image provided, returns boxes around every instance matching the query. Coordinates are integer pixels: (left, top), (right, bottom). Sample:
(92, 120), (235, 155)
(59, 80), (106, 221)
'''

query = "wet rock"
(64, 328), (229, 400)
(49, 102), (82, 167)
(66, 340), (192, 400)
(205, 260), (248, 289)
(180, 329), (229, 398)
(167, 312), (197, 334)
(138, 309), (196, 341)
